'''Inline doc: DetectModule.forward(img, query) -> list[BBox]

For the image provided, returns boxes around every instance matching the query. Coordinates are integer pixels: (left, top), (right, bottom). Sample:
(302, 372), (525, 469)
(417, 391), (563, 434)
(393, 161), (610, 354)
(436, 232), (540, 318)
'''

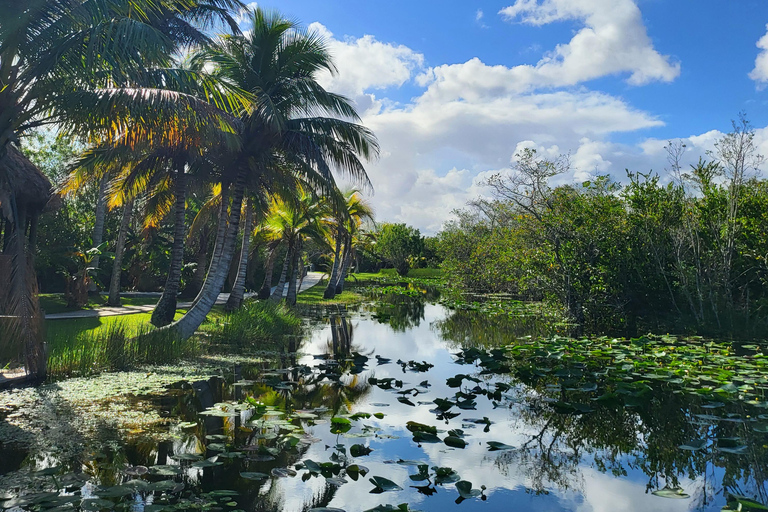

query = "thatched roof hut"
(0, 145), (54, 221)
(0, 145), (52, 379)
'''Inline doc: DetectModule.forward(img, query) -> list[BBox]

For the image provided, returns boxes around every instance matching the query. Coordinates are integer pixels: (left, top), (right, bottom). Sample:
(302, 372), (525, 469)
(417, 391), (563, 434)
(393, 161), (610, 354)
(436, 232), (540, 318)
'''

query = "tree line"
(438, 116), (768, 336)
(0, 1), (383, 376)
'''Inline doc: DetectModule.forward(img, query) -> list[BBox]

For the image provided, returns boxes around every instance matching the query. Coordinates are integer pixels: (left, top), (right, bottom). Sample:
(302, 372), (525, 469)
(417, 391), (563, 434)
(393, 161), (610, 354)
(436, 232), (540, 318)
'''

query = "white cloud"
(236, 2), (258, 25)
(476, 9), (484, 21)
(309, 23), (425, 114)
(749, 24), (768, 88)
(498, 0), (680, 87)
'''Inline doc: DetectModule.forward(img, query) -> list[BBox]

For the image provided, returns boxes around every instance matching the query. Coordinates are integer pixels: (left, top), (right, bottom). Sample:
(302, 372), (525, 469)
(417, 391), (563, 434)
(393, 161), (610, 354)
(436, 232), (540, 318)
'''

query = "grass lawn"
(39, 294), (160, 314)
(296, 280), (364, 305)
(45, 309), (189, 342)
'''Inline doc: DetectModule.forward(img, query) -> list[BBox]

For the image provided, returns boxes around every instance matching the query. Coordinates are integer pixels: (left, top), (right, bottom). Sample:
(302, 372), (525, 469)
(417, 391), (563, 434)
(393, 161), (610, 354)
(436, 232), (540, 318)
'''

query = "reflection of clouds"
(278, 306), (722, 512)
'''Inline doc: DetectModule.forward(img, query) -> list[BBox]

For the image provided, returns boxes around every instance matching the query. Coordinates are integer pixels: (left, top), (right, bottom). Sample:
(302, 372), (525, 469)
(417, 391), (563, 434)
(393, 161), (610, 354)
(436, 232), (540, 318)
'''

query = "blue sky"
(243, 0), (768, 232)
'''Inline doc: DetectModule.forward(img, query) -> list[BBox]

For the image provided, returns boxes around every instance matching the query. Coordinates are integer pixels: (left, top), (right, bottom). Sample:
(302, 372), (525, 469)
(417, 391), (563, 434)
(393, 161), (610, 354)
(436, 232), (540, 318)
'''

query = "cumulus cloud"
(497, 0), (680, 87)
(749, 24), (768, 88)
(309, 23), (425, 114)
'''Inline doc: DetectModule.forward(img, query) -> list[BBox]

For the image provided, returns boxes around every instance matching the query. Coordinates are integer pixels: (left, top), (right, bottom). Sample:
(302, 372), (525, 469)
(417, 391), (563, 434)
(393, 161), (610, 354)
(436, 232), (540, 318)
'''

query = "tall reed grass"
(46, 321), (198, 377)
(204, 300), (303, 349)
(45, 300), (303, 378)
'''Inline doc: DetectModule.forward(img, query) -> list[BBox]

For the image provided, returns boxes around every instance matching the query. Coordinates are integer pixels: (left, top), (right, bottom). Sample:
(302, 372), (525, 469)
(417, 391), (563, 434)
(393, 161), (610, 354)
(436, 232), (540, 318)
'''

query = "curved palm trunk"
(89, 176), (109, 291)
(257, 245), (279, 299)
(191, 184), (230, 307)
(170, 174), (246, 339)
(323, 234), (343, 299)
(226, 200), (253, 311)
(286, 238), (302, 305)
(270, 239), (293, 301)
(107, 199), (133, 306)
(152, 170), (187, 326)
(334, 248), (352, 294)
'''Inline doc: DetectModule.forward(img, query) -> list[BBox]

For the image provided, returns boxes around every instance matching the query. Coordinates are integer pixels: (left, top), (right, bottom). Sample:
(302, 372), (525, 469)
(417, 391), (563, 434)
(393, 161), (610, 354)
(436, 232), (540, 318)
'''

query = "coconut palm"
(323, 189), (374, 298)
(167, 8), (378, 338)
(1, 0), (244, 376)
(265, 187), (328, 305)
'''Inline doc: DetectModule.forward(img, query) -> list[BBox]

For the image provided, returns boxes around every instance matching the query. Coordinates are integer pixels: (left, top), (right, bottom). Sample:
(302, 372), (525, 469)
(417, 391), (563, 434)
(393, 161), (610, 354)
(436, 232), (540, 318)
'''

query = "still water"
(1, 297), (766, 512)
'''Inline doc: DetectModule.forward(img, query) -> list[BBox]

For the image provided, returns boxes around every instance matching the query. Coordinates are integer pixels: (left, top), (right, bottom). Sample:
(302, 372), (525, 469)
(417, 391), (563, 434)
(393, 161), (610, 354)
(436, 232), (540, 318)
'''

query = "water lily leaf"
(170, 453), (203, 462)
(678, 439), (706, 451)
(271, 468), (297, 478)
(374, 412), (385, 419)
(433, 467), (460, 485)
(124, 465), (148, 476)
(652, 487), (689, 499)
(81, 498), (116, 510)
(350, 444), (373, 457)
(443, 436), (467, 449)
(412, 431), (440, 443)
(409, 465), (430, 482)
(406, 422), (437, 434)
(487, 441), (514, 451)
(455, 481), (481, 499)
(148, 465), (182, 476)
(147, 480), (184, 493)
(369, 476), (403, 493)
(347, 465), (369, 481)
(240, 472), (269, 480)
(96, 485), (134, 498)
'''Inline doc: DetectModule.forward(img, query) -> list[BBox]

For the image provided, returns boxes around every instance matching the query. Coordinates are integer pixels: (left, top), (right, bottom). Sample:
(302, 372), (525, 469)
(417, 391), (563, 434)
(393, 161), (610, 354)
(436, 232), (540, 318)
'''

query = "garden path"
(44, 272), (325, 320)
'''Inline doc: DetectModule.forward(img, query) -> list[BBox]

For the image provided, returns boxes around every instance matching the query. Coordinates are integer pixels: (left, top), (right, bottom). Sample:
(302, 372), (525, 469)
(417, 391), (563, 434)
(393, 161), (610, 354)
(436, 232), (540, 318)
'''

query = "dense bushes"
(438, 131), (768, 336)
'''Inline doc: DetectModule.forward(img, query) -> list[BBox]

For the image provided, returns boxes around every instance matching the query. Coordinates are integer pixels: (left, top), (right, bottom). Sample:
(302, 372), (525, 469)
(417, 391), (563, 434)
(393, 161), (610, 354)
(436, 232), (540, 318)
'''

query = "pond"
(1, 294), (767, 512)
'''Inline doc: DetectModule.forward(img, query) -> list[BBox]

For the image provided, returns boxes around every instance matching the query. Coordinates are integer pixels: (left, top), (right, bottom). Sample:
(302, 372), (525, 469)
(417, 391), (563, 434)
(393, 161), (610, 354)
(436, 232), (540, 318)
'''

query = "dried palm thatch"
(0, 145), (54, 378)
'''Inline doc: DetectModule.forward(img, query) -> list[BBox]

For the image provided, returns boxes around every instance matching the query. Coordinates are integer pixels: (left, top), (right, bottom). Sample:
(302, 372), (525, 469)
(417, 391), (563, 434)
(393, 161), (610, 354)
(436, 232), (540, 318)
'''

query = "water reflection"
(0, 300), (766, 512)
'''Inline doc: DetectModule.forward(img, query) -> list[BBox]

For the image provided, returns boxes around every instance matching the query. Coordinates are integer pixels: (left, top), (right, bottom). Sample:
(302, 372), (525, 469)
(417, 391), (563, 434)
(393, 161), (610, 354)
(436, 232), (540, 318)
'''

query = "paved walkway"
(45, 272), (325, 320)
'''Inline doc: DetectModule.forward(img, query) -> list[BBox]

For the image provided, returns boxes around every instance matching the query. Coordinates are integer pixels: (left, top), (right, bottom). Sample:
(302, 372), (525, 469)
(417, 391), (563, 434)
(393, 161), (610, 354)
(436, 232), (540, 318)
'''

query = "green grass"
(296, 279), (364, 305)
(201, 300), (303, 350)
(45, 310), (195, 378)
(39, 294), (160, 314)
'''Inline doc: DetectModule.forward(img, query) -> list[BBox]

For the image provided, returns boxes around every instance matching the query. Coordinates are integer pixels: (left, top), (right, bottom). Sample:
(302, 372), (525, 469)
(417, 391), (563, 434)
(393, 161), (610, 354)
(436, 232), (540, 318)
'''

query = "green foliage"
(375, 223), (425, 276)
(439, 144), (768, 335)
(46, 317), (197, 377)
(205, 300), (303, 349)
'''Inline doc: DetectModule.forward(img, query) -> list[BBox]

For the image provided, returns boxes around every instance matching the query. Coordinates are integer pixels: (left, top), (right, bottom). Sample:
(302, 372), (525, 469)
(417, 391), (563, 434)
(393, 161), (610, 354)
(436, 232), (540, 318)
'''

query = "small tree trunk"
(257, 245), (279, 299)
(271, 239), (293, 301)
(108, 199), (134, 306)
(152, 170), (187, 326)
(89, 176), (109, 292)
(324, 234), (343, 299)
(286, 238), (302, 305)
(226, 200), (253, 311)
(170, 173), (245, 339)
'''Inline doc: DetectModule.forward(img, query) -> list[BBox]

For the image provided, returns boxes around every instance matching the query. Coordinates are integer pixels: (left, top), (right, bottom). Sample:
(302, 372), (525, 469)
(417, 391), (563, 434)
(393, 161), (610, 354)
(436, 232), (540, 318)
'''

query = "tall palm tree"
(167, 8), (378, 339)
(261, 187), (328, 305)
(323, 189), (374, 298)
(1, 0), (243, 376)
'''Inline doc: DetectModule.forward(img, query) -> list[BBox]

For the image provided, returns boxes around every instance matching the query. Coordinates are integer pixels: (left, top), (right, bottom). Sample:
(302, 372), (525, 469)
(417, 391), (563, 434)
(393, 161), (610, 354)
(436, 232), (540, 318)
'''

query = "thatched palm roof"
(0, 145), (54, 219)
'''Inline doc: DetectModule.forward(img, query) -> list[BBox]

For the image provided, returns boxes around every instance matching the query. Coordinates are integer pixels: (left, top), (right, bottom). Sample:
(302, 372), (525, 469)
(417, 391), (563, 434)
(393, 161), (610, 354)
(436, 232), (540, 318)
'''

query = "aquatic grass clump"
(205, 300), (303, 349)
(46, 321), (198, 378)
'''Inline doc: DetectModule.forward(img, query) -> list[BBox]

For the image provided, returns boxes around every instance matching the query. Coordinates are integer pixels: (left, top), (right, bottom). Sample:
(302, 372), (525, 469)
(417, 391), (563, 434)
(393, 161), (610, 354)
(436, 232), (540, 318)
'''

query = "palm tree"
(323, 189), (374, 298)
(1, 0), (243, 376)
(167, 8), (378, 339)
(261, 187), (328, 305)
